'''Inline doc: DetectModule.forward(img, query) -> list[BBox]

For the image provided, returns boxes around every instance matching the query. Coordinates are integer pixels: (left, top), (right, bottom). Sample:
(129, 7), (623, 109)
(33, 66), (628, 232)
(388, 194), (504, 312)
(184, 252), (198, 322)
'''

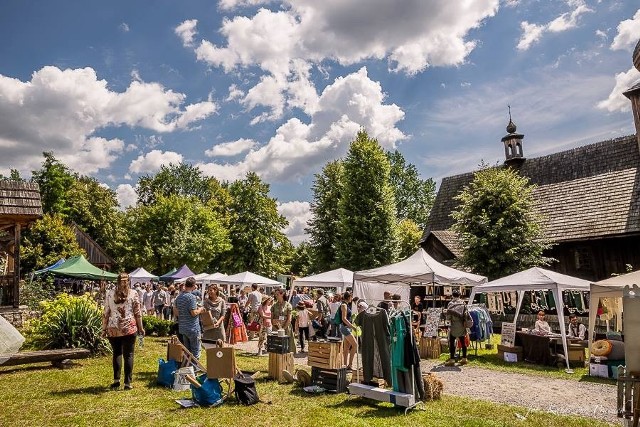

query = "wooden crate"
(307, 340), (343, 369)
(497, 344), (523, 362)
(268, 352), (294, 383)
(267, 334), (291, 354)
(419, 337), (441, 359)
(311, 366), (348, 393)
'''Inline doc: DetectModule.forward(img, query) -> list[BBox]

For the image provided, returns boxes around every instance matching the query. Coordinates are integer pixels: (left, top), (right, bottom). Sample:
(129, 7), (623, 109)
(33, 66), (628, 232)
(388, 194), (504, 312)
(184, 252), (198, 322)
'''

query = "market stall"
(353, 248), (487, 304)
(36, 254), (118, 281)
(129, 267), (158, 286)
(469, 267), (591, 370)
(292, 268), (353, 293)
(159, 265), (195, 282)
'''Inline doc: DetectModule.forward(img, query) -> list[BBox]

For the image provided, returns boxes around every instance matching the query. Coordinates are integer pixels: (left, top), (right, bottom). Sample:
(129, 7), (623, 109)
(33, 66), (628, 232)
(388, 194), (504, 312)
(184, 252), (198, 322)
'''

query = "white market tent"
(201, 272), (228, 284)
(353, 248), (487, 304)
(217, 271), (282, 289)
(129, 267), (158, 285)
(175, 272), (210, 283)
(469, 267), (591, 370)
(588, 270), (640, 355)
(292, 268), (353, 293)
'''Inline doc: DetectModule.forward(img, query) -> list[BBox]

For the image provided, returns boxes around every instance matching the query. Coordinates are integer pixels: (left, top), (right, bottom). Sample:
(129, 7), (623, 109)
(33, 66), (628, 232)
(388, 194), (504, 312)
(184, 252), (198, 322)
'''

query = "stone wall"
(0, 306), (36, 329)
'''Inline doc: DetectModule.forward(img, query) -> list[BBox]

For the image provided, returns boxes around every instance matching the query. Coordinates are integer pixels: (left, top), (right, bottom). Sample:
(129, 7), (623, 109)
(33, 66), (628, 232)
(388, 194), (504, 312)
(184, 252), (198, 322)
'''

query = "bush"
(19, 276), (56, 310)
(25, 293), (109, 354)
(142, 316), (175, 337)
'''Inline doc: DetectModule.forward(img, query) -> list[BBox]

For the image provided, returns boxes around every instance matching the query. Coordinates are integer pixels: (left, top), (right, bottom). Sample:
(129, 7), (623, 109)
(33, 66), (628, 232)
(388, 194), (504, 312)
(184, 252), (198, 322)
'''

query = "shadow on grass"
(0, 364), (58, 375)
(578, 374), (616, 385)
(50, 385), (111, 396)
(327, 395), (406, 418)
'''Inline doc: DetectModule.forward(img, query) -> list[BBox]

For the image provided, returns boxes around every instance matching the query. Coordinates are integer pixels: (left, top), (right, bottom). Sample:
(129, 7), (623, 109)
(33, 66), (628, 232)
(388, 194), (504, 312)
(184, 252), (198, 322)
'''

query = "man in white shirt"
(567, 314), (587, 342)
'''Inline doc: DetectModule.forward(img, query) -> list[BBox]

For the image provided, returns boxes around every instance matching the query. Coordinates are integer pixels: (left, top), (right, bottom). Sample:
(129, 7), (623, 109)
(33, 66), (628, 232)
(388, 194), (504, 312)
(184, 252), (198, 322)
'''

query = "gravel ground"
(232, 338), (621, 424)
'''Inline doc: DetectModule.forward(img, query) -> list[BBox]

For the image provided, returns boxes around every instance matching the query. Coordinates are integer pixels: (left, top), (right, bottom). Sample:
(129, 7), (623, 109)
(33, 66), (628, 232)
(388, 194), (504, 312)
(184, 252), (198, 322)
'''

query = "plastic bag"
(157, 358), (179, 388)
(191, 374), (224, 407)
(0, 314), (25, 365)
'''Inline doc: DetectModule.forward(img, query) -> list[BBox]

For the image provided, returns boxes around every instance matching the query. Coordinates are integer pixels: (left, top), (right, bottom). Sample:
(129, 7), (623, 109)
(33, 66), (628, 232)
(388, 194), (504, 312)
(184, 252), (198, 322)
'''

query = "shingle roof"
(0, 181), (43, 226)
(429, 230), (464, 258)
(422, 135), (640, 243)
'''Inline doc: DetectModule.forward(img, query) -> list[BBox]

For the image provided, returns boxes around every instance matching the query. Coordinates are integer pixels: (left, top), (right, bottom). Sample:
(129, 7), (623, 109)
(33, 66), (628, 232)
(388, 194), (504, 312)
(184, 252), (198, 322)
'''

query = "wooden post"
(13, 223), (20, 308)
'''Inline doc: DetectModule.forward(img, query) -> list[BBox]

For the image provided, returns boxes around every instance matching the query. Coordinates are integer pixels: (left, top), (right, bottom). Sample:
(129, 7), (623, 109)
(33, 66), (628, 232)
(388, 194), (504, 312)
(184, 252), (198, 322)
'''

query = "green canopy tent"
(37, 255), (118, 281)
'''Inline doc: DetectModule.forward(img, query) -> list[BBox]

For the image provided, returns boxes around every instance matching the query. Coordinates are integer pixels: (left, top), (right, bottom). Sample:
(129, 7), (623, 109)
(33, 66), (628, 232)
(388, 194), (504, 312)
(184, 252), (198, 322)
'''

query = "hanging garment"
(390, 313), (407, 392)
(355, 309), (392, 385)
(225, 303), (248, 345)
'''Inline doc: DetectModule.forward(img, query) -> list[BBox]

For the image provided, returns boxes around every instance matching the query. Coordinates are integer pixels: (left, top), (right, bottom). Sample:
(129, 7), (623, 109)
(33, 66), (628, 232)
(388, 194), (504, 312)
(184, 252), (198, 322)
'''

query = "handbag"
(247, 321), (261, 332)
(232, 312), (243, 327)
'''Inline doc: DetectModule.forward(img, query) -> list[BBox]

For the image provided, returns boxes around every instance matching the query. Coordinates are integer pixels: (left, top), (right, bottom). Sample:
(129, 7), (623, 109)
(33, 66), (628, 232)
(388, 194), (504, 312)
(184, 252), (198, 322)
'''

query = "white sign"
(501, 322), (516, 347)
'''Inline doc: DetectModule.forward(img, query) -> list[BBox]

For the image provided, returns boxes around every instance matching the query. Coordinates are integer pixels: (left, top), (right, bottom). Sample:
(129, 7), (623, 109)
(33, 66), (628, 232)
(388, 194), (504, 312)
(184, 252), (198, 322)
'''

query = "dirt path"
(232, 339), (620, 425)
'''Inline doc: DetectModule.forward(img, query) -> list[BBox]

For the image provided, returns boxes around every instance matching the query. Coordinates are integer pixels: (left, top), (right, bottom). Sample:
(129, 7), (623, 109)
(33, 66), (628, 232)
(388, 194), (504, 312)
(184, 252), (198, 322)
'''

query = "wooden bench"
(1, 348), (91, 368)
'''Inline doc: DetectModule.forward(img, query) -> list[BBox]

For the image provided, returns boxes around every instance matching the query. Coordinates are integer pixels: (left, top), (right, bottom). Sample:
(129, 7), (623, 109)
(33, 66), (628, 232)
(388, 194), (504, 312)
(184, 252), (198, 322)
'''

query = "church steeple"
(502, 106), (525, 168)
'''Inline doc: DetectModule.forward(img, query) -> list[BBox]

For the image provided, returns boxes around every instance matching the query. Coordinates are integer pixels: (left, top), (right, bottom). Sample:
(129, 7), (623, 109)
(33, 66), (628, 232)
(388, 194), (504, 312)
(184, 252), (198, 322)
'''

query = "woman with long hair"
(202, 285), (226, 342)
(339, 291), (357, 370)
(102, 273), (145, 390)
(256, 295), (273, 356)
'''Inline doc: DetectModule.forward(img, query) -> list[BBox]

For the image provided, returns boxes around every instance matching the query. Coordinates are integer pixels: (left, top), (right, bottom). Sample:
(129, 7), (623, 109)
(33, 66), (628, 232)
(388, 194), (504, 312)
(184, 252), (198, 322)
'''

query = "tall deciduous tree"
(222, 172), (290, 277)
(126, 195), (231, 273)
(451, 165), (552, 280)
(336, 130), (398, 270)
(306, 161), (343, 273)
(396, 218), (422, 259)
(21, 213), (85, 273)
(137, 163), (216, 206)
(289, 241), (313, 276)
(32, 152), (75, 216)
(387, 150), (436, 229)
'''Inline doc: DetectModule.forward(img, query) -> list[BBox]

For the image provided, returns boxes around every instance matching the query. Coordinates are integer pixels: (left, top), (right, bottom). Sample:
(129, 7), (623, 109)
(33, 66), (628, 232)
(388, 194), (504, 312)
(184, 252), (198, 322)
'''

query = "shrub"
(25, 293), (109, 354)
(142, 315), (174, 337)
(19, 276), (56, 310)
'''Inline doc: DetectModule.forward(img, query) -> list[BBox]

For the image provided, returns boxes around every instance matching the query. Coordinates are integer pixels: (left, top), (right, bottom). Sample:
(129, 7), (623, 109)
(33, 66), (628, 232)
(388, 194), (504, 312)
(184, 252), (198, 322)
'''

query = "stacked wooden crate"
(419, 337), (441, 359)
(267, 334), (294, 383)
(307, 340), (343, 369)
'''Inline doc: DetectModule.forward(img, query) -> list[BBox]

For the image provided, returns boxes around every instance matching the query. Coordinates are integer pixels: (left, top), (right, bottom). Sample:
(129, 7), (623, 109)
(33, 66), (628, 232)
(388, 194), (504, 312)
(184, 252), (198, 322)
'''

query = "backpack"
(234, 372), (259, 405)
(333, 304), (344, 325)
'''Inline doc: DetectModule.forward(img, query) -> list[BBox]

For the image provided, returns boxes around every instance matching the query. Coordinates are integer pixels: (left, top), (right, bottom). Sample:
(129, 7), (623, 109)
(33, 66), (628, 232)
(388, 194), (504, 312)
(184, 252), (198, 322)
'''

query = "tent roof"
(44, 255), (118, 281)
(33, 258), (65, 275)
(200, 272), (228, 283)
(128, 267), (158, 281)
(217, 271), (281, 287)
(354, 248), (487, 286)
(293, 268), (353, 289)
(160, 264), (195, 281)
(472, 267), (591, 294)
(591, 269), (640, 298)
(175, 272), (210, 283)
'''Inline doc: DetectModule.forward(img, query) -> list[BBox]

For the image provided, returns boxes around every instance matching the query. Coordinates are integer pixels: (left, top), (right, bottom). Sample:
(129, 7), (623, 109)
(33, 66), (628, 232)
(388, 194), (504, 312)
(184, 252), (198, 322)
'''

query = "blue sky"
(1, 1), (639, 244)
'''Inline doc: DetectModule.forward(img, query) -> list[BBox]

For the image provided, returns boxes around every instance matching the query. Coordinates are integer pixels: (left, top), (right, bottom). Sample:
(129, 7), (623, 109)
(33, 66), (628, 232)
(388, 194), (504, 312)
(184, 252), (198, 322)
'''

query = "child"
(296, 301), (310, 353)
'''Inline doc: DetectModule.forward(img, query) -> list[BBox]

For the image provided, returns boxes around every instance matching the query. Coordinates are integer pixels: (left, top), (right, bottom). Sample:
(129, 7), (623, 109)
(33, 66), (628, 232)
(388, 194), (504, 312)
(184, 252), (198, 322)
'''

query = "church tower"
(623, 39), (640, 149)
(502, 106), (525, 168)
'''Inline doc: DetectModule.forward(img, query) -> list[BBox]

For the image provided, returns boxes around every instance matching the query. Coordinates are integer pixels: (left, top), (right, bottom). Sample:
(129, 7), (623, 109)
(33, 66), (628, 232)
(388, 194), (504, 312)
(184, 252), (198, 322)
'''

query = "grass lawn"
(0, 337), (613, 427)
(438, 334), (615, 384)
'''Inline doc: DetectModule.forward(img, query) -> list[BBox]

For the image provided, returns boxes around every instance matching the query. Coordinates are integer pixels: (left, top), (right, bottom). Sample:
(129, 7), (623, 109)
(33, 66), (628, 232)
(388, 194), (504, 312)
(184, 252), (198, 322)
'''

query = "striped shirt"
(175, 292), (200, 334)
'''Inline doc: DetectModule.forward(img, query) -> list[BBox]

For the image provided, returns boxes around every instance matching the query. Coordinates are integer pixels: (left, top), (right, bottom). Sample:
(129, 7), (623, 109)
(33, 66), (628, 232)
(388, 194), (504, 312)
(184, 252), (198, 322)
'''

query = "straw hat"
(296, 301), (306, 310)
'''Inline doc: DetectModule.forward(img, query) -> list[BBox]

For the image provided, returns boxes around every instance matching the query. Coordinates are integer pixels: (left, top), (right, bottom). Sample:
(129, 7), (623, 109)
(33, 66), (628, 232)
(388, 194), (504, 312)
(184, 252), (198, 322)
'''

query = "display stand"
(167, 335), (206, 374)
(616, 366), (640, 426)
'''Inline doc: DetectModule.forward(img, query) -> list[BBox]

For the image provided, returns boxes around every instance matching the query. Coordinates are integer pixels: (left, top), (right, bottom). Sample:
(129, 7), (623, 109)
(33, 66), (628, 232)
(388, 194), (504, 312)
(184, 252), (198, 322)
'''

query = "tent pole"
(553, 288), (571, 372)
(587, 292), (597, 363)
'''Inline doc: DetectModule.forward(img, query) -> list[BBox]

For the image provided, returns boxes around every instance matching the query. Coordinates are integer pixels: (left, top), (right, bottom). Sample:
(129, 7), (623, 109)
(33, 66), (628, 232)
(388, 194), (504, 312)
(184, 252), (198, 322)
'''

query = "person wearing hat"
(256, 295), (273, 356)
(295, 301), (311, 353)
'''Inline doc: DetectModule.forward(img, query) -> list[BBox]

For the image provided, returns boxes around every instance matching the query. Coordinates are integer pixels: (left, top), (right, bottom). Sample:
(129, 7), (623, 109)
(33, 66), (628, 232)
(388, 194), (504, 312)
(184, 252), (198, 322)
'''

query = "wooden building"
(72, 223), (115, 270)
(422, 43), (640, 282)
(0, 181), (42, 307)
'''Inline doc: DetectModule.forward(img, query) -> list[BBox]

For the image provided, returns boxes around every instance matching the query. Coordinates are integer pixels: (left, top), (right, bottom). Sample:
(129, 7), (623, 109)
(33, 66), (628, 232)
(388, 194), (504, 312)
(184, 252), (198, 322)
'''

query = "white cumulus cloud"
(0, 66), (216, 176)
(611, 9), (640, 51)
(129, 150), (184, 174)
(517, 1), (593, 51)
(598, 67), (640, 112)
(175, 19), (198, 47)
(116, 184), (138, 209)
(197, 67), (406, 183)
(205, 138), (257, 157)
(277, 201), (311, 245)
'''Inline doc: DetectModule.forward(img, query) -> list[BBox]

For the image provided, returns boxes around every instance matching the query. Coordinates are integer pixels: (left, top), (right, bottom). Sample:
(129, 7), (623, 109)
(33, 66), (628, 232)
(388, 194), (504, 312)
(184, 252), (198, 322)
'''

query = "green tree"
(451, 165), (553, 280)
(289, 241), (313, 276)
(336, 130), (398, 270)
(0, 169), (23, 181)
(32, 152), (75, 215)
(66, 176), (125, 264)
(397, 219), (422, 259)
(306, 161), (343, 272)
(387, 150), (436, 229)
(137, 163), (215, 205)
(21, 213), (85, 273)
(221, 172), (290, 277)
(126, 195), (231, 273)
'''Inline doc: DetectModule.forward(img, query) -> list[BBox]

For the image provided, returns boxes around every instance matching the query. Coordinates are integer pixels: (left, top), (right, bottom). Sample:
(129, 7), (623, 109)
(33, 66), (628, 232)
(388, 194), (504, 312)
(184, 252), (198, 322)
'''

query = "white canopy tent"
(588, 270), (639, 356)
(174, 272), (210, 283)
(353, 248), (487, 304)
(201, 272), (228, 284)
(469, 267), (591, 370)
(128, 267), (158, 285)
(217, 271), (282, 289)
(292, 268), (353, 293)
